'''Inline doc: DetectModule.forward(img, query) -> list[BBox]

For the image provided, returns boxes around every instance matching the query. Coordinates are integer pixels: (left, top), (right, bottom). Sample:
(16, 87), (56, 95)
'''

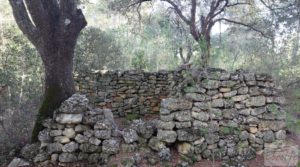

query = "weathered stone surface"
(275, 130), (286, 140)
(58, 94), (88, 114)
(161, 98), (192, 111)
(62, 128), (76, 138)
(232, 95), (248, 102)
(89, 137), (101, 146)
(174, 111), (191, 122)
(56, 114), (83, 124)
(177, 142), (193, 154)
(47, 143), (63, 154)
(148, 137), (166, 151)
(102, 139), (120, 154)
(177, 129), (198, 142)
(157, 120), (175, 130)
(122, 129), (139, 144)
(8, 158), (30, 167)
(248, 96), (266, 107)
(74, 124), (91, 132)
(79, 143), (99, 153)
(20, 143), (40, 160)
(59, 153), (77, 163)
(62, 141), (79, 153)
(263, 131), (275, 142)
(211, 98), (224, 108)
(157, 130), (177, 143)
(94, 130), (111, 139)
(192, 111), (210, 121)
(158, 148), (172, 161)
(75, 134), (88, 143)
(185, 93), (206, 101)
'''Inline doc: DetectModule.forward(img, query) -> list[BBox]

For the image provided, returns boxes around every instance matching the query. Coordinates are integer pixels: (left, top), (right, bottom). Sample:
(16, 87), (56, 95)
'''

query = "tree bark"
(31, 46), (76, 142)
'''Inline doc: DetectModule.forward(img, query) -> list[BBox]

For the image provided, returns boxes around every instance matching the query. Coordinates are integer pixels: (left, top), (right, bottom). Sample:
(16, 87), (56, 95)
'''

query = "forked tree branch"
(8, 0), (40, 47)
(216, 18), (271, 38)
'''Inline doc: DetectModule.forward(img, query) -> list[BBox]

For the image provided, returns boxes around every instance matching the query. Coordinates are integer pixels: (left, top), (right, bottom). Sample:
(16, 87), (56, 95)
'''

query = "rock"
(238, 87), (248, 94)
(62, 141), (79, 152)
(191, 111), (209, 121)
(157, 130), (177, 143)
(82, 115), (104, 125)
(56, 114), (83, 124)
(160, 114), (174, 121)
(75, 134), (88, 143)
(205, 134), (219, 144)
(175, 122), (192, 128)
(177, 129), (198, 142)
(158, 148), (171, 161)
(161, 98), (192, 111)
(249, 127), (258, 133)
(232, 95), (248, 102)
(223, 90), (237, 98)
(251, 107), (266, 116)
(275, 130), (286, 140)
(248, 96), (266, 107)
(59, 153), (77, 163)
(34, 152), (49, 163)
(87, 153), (101, 163)
(50, 130), (62, 137)
(121, 143), (138, 153)
(185, 93), (206, 101)
(239, 108), (251, 116)
(130, 119), (154, 139)
(94, 130), (111, 139)
(203, 79), (221, 89)
(122, 129), (139, 144)
(89, 137), (101, 146)
(51, 153), (59, 162)
(157, 121), (175, 130)
(74, 124), (90, 132)
(58, 94), (88, 113)
(79, 143), (99, 153)
(47, 143), (63, 154)
(263, 131), (275, 142)
(20, 143), (40, 160)
(38, 129), (51, 143)
(194, 102), (210, 110)
(211, 98), (224, 108)
(239, 131), (249, 140)
(102, 139), (120, 154)
(174, 111), (191, 122)
(223, 109), (237, 119)
(148, 137), (166, 151)
(62, 128), (76, 138)
(177, 143), (193, 154)
(8, 158), (30, 167)
(94, 120), (112, 130)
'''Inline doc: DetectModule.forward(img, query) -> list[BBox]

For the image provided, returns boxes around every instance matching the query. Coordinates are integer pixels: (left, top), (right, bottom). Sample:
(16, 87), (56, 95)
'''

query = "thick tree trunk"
(31, 47), (75, 142)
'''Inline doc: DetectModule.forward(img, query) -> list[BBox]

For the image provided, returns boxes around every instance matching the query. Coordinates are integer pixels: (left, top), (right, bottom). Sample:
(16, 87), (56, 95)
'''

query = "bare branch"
(162, 0), (191, 25)
(8, 0), (40, 47)
(216, 18), (271, 38)
(227, 2), (250, 8)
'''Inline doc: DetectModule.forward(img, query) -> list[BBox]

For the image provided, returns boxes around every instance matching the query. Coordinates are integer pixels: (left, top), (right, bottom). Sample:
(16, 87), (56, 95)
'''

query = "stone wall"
(34, 68), (287, 166)
(74, 70), (185, 116)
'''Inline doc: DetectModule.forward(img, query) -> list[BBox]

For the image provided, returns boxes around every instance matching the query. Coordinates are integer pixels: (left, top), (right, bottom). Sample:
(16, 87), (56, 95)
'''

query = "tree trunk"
(31, 46), (75, 142)
(199, 36), (211, 69)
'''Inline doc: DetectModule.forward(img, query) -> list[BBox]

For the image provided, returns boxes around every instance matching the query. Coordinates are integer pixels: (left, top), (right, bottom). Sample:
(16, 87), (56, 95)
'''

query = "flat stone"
(122, 129), (139, 144)
(211, 98), (224, 108)
(157, 130), (177, 143)
(8, 158), (30, 167)
(47, 143), (63, 154)
(62, 141), (79, 153)
(56, 114), (83, 124)
(59, 153), (77, 163)
(94, 130), (111, 139)
(75, 134), (88, 143)
(192, 111), (210, 121)
(174, 111), (191, 122)
(248, 96), (266, 107)
(157, 121), (175, 130)
(148, 137), (166, 151)
(185, 93), (206, 101)
(177, 142), (193, 154)
(63, 128), (76, 138)
(160, 98), (192, 111)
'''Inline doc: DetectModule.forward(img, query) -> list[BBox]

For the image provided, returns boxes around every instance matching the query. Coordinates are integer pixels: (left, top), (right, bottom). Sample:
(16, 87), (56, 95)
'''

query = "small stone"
(185, 93), (206, 101)
(177, 129), (198, 142)
(263, 131), (275, 142)
(34, 152), (49, 163)
(248, 96), (266, 107)
(275, 130), (286, 140)
(157, 121), (175, 130)
(177, 142), (193, 154)
(94, 120), (112, 130)
(239, 108), (251, 116)
(94, 130), (111, 139)
(75, 134), (88, 143)
(249, 127), (258, 133)
(50, 130), (62, 137)
(59, 153), (77, 163)
(174, 111), (191, 122)
(148, 137), (166, 151)
(192, 111), (209, 121)
(158, 148), (172, 161)
(56, 114), (83, 124)
(232, 95), (248, 102)
(8, 158), (30, 167)
(157, 130), (177, 143)
(47, 143), (63, 154)
(239, 131), (249, 140)
(223, 90), (237, 98)
(62, 141), (79, 152)
(102, 139), (120, 154)
(79, 143), (99, 153)
(89, 137), (101, 145)
(62, 128), (76, 139)
(211, 98), (224, 108)
(122, 129), (139, 144)
(74, 124), (90, 132)
(161, 98), (192, 111)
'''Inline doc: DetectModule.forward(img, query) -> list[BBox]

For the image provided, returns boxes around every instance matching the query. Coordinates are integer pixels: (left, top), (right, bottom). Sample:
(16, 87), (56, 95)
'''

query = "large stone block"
(56, 114), (83, 124)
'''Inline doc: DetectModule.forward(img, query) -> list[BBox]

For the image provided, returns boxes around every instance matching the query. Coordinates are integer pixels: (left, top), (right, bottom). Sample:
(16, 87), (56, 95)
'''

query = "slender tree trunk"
(199, 36), (211, 69)
(31, 46), (76, 142)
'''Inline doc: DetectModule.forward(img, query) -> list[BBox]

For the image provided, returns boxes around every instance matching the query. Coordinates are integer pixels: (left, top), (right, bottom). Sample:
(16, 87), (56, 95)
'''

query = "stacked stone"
(75, 70), (171, 116)
(34, 94), (120, 166)
(154, 69), (286, 162)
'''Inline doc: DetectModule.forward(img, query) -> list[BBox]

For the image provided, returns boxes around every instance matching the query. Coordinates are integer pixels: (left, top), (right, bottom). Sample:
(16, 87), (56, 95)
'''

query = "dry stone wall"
(34, 68), (287, 166)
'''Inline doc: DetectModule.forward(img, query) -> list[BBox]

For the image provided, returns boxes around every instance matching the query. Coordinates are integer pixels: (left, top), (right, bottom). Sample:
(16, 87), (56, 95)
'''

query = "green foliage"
(131, 50), (148, 70)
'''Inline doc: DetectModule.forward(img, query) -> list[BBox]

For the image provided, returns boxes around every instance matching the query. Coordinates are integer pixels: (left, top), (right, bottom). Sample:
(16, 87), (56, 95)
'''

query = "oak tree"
(9, 0), (87, 142)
